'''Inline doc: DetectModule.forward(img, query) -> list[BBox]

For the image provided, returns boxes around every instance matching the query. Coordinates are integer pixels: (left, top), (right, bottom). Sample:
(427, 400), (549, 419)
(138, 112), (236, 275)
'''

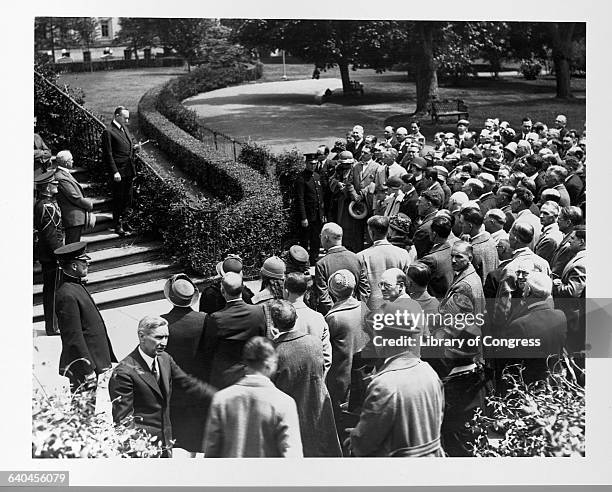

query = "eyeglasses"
(378, 281), (402, 289)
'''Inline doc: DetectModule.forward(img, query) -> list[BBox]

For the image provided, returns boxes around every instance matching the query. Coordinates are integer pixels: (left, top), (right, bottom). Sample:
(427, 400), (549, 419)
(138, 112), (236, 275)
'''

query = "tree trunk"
(549, 22), (575, 99)
(414, 21), (439, 115)
(339, 61), (351, 94)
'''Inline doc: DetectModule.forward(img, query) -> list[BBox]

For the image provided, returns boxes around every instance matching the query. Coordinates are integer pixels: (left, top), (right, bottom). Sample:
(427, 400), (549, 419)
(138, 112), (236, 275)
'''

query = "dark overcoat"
(161, 306), (209, 452)
(55, 274), (116, 384)
(273, 328), (342, 457)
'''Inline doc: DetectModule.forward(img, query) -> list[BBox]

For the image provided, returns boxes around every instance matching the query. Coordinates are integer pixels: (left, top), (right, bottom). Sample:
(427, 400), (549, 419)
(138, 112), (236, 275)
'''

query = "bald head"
(509, 222), (534, 249)
(496, 238), (513, 261)
(56, 150), (74, 168)
(321, 222), (343, 249)
(380, 268), (406, 286)
(221, 272), (243, 299)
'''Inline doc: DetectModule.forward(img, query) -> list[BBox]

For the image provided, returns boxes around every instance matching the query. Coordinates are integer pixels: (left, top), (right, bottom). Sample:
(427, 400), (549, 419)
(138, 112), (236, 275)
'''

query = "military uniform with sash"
(33, 171), (64, 335)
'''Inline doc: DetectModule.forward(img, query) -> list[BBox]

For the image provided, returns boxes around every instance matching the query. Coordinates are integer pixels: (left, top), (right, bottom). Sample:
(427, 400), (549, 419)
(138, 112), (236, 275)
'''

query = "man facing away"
(204, 337), (303, 457)
(201, 272), (267, 389)
(314, 222), (370, 315)
(270, 300), (342, 457)
(357, 215), (412, 311)
(347, 310), (444, 457)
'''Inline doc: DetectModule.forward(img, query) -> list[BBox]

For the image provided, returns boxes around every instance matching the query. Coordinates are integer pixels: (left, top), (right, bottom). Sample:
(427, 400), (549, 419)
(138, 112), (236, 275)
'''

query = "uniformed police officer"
(34, 170), (64, 335)
(54, 242), (117, 391)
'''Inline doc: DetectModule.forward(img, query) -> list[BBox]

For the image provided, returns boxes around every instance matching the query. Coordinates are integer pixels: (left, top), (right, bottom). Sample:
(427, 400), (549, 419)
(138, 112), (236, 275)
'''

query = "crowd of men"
(34, 112), (586, 458)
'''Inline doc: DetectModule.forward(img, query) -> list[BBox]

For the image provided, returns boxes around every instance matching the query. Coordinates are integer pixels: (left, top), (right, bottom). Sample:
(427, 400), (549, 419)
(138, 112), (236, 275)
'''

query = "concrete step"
(33, 241), (163, 282)
(34, 259), (181, 304)
(33, 275), (207, 322)
(81, 230), (145, 252)
(91, 196), (112, 213)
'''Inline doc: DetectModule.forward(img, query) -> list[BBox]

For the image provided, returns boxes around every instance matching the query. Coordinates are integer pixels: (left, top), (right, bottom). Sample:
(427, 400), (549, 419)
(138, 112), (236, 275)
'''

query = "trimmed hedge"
(138, 63), (288, 276)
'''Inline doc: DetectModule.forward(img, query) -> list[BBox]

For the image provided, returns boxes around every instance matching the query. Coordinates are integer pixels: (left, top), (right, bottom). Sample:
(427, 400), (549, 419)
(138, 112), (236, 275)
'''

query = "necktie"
(385, 166), (390, 179)
(151, 358), (160, 383)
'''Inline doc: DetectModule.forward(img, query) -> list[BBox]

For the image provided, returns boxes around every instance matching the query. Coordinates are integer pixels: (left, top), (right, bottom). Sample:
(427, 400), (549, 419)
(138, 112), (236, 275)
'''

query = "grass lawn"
(56, 65), (210, 194)
(57, 62), (585, 156)
(261, 63), (586, 134)
(189, 63), (585, 153)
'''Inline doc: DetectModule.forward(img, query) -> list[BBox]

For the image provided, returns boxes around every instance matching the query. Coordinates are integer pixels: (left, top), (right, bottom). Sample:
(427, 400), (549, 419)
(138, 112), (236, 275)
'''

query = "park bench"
(347, 80), (364, 96)
(428, 99), (469, 124)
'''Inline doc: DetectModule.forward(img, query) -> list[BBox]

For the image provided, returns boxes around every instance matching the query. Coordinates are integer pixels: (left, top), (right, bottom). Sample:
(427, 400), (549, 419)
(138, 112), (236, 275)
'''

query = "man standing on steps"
(34, 170), (64, 336)
(54, 150), (94, 244)
(101, 106), (139, 237)
(54, 241), (116, 391)
(295, 153), (326, 265)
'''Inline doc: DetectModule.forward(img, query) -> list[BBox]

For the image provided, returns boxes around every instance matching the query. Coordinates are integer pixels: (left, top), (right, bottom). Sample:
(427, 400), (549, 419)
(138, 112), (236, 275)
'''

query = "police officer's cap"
(34, 170), (58, 186)
(54, 241), (91, 261)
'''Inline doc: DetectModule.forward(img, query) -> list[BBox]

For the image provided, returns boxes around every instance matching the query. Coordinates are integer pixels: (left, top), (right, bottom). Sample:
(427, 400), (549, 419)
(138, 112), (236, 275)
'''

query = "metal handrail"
(34, 69), (164, 182)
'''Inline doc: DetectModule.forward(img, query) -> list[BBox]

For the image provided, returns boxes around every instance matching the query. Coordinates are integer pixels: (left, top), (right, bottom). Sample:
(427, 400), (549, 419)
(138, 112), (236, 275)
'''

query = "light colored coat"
(324, 296), (369, 408)
(350, 354), (444, 457)
(54, 167), (93, 227)
(293, 299), (332, 375)
(357, 239), (412, 310)
(204, 374), (303, 457)
(470, 231), (500, 284)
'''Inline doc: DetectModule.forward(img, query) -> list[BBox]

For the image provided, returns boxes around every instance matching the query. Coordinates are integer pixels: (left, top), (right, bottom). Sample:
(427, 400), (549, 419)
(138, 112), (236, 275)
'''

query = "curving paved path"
(183, 78), (406, 154)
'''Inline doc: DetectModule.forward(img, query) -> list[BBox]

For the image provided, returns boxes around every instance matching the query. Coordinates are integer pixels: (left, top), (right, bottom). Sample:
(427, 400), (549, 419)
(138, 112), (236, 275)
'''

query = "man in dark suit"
(54, 150), (93, 244)
(315, 145), (336, 220)
(109, 316), (215, 457)
(550, 205), (583, 277)
(54, 242), (116, 390)
(544, 165), (571, 207)
(101, 106), (139, 236)
(201, 272), (267, 389)
(504, 272), (567, 385)
(295, 154), (326, 264)
(34, 171), (64, 336)
(347, 125), (366, 161)
(314, 222), (370, 314)
(161, 273), (208, 455)
(199, 255), (254, 314)
(421, 215), (454, 299)
(562, 156), (585, 206)
(412, 190), (442, 258)
(441, 344), (487, 457)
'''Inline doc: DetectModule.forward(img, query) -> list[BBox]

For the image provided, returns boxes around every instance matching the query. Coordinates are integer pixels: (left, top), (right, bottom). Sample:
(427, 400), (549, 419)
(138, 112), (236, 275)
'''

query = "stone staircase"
(32, 167), (192, 324)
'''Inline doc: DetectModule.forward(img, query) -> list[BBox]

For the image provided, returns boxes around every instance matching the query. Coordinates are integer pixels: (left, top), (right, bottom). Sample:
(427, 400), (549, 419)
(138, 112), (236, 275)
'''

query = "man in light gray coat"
(54, 150), (93, 244)
(347, 324), (444, 457)
(357, 215), (412, 310)
(204, 337), (303, 457)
